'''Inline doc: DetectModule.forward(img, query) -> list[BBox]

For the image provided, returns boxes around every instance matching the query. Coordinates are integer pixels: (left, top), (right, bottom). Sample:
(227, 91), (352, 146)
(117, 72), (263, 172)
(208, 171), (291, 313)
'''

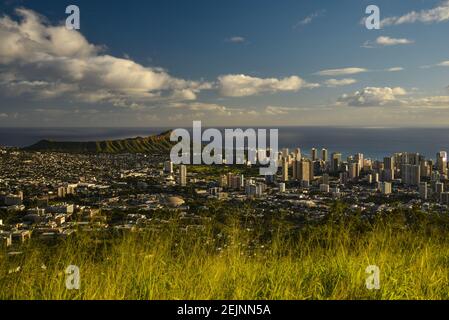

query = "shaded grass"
(1, 209), (449, 300)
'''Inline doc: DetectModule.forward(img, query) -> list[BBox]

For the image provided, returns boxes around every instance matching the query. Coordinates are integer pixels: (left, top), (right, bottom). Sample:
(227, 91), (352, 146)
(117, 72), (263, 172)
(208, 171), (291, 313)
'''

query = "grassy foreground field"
(1, 206), (449, 300)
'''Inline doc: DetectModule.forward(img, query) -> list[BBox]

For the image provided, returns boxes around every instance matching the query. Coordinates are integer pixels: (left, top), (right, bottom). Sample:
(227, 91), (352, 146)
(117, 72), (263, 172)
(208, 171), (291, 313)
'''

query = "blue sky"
(1, 0), (449, 127)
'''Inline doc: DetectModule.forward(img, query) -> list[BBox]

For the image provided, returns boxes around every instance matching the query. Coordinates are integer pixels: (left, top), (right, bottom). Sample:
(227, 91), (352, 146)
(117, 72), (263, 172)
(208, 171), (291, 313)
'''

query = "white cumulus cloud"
(381, 1), (449, 26)
(338, 87), (407, 107)
(376, 36), (414, 46)
(364, 36), (414, 48)
(265, 106), (298, 115)
(324, 78), (357, 87)
(339, 87), (449, 109)
(218, 74), (310, 97)
(0, 8), (212, 108)
(226, 36), (246, 43)
(386, 67), (404, 72)
(315, 67), (368, 76)
(293, 10), (325, 28)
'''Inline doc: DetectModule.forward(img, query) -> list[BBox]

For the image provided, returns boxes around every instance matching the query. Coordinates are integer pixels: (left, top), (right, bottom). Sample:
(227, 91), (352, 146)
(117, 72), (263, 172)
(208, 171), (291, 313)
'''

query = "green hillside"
(24, 130), (174, 154)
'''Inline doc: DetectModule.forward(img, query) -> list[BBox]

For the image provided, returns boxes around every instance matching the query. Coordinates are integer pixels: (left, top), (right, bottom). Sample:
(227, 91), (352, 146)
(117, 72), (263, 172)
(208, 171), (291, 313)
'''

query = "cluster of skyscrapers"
(278, 148), (449, 200)
(164, 148), (449, 203)
(164, 161), (187, 187)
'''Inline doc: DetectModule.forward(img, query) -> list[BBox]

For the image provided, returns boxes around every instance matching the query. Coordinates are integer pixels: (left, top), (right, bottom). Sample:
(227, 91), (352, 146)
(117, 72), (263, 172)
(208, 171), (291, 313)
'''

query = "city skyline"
(1, 1), (449, 127)
(4, 0), (449, 303)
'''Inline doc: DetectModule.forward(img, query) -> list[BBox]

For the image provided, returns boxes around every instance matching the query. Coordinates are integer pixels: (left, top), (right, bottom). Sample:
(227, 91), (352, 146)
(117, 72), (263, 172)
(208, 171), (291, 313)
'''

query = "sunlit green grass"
(1, 208), (449, 300)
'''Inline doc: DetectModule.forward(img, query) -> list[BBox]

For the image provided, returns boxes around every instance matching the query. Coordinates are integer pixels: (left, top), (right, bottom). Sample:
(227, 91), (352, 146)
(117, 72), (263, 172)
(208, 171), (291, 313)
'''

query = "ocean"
(1, 126), (449, 161)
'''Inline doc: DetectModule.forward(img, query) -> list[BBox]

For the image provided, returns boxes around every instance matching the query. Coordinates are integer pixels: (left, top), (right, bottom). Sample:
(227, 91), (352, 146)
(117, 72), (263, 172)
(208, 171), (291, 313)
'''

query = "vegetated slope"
(24, 130), (173, 154)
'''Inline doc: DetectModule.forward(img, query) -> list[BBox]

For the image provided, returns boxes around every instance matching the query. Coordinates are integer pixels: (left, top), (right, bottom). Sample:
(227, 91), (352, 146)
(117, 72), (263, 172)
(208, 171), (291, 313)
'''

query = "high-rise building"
(383, 156), (395, 181)
(179, 165), (187, 186)
(245, 183), (256, 197)
(311, 148), (318, 161)
(294, 148), (301, 161)
(331, 152), (342, 172)
(67, 185), (76, 195)
(419, 182), (428, 200)
(293, 160), (299, 180)
(245, 182), (266, 198)
(339, 172), (348, 185)
(322, 173), (329, 185)
(382, 169), (394, 182)
(279, 183), (286, 193)
(293, 159), (312, 181)
(420, 160), (431, 178)
(299, 160), (311, 183)
(281, 157), (289, 182)
(373, 160), (384, 172)
(322, 148), (328, 162)
(227, 173), (243, 190)
(398, 152), (420, 165)
(57, 187), (66, 198)
(380, 182), (392, 195)
(436, 151), (448, 175)
(164, 161), (174, 174)
(256, 183), (266, 197)
(363, 159), (373, 172)
(348, 162), (359, 180)
(219, 175), (228, 188)
(226, 172), (233, 187)
(308, 159), (315, 181)
(432, 171), (441, 182)
(292, 159), (297, 180)
(401, 164), (420, 186)
(355, 153), (364, 174)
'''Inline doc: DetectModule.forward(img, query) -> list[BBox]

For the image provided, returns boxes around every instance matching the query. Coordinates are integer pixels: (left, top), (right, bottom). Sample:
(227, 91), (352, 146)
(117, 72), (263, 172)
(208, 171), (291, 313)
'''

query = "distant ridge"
(24, 130), (174, 154)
